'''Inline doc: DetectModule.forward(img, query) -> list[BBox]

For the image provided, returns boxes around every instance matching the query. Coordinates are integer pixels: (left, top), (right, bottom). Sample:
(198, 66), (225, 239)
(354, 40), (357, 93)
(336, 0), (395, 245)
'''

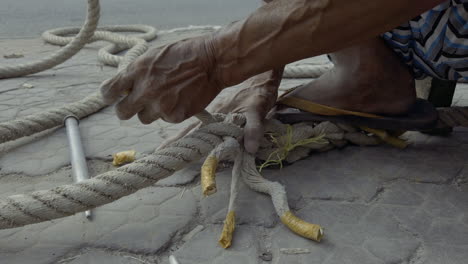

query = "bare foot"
(282, 37), (416, 116)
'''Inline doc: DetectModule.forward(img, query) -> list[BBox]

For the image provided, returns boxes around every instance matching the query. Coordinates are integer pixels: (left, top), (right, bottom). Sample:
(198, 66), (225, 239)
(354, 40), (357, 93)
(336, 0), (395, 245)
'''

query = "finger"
(100, 71), (135, 105)
(243, 110), (264, 153)
(137, 106), (161, 125)
(115, 91), (143, 120)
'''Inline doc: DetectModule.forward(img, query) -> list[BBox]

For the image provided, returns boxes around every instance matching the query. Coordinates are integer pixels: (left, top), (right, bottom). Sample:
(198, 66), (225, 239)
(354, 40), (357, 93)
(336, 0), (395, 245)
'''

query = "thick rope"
(283, 63), (334, 79)
(0, 121), (243, 229)
(0, 111), (389, 230)
(0, 0), (100, 79)
(0, 94), (105, 144)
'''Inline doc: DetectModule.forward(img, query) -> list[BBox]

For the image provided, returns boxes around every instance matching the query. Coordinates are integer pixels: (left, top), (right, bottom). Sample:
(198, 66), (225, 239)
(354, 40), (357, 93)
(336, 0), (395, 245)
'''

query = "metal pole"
(64, 115), (92, 220)
(169, 255), (180, 264)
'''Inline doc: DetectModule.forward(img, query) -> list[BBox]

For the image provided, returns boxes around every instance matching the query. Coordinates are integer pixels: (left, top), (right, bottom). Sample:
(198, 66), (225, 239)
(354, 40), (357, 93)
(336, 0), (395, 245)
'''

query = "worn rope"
(218, 144), (242, 248)
(0, 120), (243, 229)
(0, 0), (100, 79)
(0, 94), (105, 144)
(283, 63), (334, 79)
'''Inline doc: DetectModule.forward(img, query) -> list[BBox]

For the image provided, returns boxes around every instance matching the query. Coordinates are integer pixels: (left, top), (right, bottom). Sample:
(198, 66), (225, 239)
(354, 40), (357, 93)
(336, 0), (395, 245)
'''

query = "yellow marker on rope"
(201, 155), (218, 196)
(112, 150), (136, 166)
(360, 127), (408, 149)
(218, 211), (236, 248)
(280, 211), (324, 242)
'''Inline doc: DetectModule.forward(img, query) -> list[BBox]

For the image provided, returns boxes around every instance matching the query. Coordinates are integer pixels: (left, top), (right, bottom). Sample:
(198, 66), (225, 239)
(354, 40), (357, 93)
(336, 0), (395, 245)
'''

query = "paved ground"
(1, 28), (468, 264)
(0, 0), (257, 38)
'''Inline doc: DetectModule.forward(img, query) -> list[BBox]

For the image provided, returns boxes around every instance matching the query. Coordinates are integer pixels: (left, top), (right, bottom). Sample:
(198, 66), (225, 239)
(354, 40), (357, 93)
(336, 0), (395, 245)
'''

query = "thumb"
(243, 110), (264, 154)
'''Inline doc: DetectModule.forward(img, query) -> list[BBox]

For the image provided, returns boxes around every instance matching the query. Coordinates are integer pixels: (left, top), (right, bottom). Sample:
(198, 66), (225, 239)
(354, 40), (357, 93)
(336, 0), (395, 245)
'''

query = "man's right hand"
(100, 35), (223, 124)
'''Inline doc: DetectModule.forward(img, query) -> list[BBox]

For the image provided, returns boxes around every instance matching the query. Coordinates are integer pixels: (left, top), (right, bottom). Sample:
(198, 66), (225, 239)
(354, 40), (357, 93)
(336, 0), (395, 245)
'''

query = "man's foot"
(282, 37), (416, 116)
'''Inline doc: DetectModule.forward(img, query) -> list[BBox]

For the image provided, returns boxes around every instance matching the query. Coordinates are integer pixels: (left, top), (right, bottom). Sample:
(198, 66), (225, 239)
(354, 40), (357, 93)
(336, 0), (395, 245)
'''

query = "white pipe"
(64, 115), (92, 220)
(169, 255), (180, 264)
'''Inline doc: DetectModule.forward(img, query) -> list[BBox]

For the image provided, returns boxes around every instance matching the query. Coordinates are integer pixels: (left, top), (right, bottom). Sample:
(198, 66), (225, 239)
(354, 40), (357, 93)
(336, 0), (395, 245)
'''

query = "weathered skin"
(209, 68), (282, 152)
(101, 0), (446, 151)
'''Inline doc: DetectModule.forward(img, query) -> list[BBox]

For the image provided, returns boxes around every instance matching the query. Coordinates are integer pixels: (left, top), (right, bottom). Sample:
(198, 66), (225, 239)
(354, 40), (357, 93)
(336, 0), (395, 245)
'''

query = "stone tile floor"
(0, 29), (468, 264)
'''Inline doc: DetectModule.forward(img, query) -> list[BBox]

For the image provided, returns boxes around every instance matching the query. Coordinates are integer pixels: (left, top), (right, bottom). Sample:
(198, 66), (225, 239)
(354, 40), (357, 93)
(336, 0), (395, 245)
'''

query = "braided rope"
(283, 63), (334, 79)
(0, 2), (160, 144)
(0, 121), (243, 229)
(0, 93), (105, 144)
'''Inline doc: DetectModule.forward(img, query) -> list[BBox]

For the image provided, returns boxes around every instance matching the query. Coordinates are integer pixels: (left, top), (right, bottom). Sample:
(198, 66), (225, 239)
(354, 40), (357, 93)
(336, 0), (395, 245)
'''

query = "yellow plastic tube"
(360, 127), (408, 149)
(280, 211), (324, 242)
(218, 211), (236, 249)
(201, 155), (218, 196)
(112, 150), (136, 166)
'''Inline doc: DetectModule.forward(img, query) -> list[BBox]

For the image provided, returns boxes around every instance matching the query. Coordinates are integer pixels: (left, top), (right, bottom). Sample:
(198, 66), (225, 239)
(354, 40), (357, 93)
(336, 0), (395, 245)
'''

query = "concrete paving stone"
(199, 169), (278, 228)
(2, 29), (468, 263)
(0, 79), (27, 93)
(362, 238), (420, 263)
(270, 229), (339, 264)
(265, 148), (382, 202)
(0, 168), (71, 197)
(159, 188), (198, 217)
(99, 187), (179, 211)
(0, 114), (167, 175)
(322, 246), (384, 264)
(0, 186), (197, 257)
(360, 206), (415, 240)
(386, 205), (435, 238)
(269, 200), (418, 264)
(378, 181), (426, 206)
(67, 250), (146, 264)
(157, 163), (201, 186)
(424, 244), (468, 264)
(172, 225), (259, 264)
(0, 242), (73, 264)
(129, 205), (160, 223)
(427, 218), (468, 246)
(421, 186), (465, 218)
(0, 164), (197, 260)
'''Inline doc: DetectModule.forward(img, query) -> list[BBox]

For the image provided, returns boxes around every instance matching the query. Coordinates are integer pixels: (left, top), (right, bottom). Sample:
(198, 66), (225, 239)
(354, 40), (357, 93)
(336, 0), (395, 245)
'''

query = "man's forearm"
(211, 0), (445, 87)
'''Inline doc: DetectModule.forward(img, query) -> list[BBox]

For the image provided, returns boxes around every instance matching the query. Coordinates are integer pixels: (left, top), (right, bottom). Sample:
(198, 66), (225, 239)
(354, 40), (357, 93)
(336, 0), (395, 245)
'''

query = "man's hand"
(210, 69), (282, 153)
(100, 36), (222, 124)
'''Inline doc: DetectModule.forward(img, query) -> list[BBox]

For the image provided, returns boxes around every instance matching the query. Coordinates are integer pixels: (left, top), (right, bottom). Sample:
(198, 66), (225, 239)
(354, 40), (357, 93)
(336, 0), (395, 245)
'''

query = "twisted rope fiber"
(0, 121), (243, 229)
(283, 63), (334, 78)
(0, 94), (104, 144)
